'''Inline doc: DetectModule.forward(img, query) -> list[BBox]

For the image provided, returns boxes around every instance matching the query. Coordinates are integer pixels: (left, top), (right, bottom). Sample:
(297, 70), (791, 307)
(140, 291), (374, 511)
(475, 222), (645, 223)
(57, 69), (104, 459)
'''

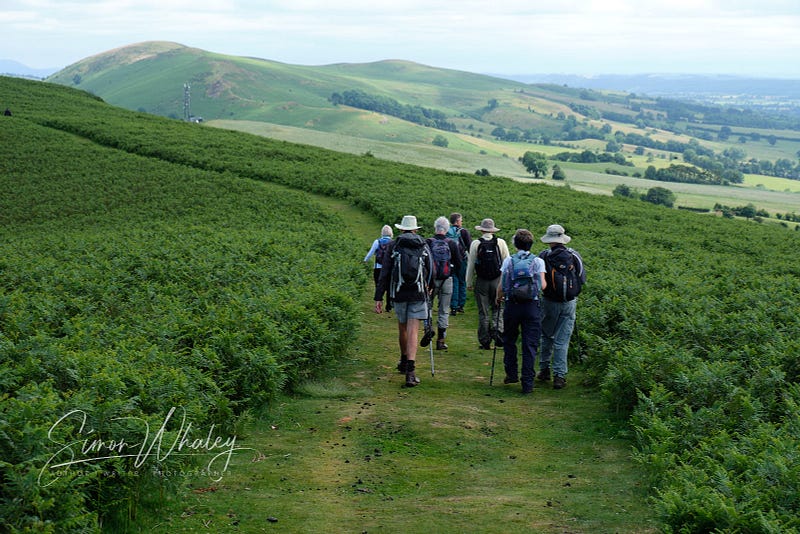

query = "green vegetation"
(3, 75), (800, 532)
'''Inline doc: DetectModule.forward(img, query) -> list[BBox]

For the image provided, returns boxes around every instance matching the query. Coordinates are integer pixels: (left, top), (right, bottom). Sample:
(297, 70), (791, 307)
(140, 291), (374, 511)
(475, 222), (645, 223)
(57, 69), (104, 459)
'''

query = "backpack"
(429, 237), (453, 280)
(475, 236), (502, 280)
(506, 251), (538, 303)
(390, 234), (429, 298)
(540, 247), (585, 302)
(445, 226), (467, 260)
(374, 236), (391, 266)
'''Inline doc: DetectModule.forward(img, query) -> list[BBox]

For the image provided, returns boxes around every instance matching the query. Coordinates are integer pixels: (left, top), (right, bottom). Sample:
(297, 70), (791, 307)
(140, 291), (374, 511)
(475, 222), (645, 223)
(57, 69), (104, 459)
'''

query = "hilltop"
(46, 41), (800, 217)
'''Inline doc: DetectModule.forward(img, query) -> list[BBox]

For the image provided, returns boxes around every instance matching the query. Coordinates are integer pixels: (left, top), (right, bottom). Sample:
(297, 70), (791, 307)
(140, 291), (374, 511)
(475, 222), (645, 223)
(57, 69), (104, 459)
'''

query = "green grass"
(134, 203), (658, 534)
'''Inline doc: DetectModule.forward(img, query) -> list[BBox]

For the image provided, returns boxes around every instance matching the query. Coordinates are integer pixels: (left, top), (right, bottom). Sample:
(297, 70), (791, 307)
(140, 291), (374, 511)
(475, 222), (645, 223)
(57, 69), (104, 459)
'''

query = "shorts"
(392, 300), (429, 323)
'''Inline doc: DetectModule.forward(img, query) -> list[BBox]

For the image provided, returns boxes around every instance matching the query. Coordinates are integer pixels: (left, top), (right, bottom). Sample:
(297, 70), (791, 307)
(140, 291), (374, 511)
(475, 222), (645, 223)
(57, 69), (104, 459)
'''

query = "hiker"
(364, 224), (393, 290)
(537, 224), (586, 390)
(3, 108), (10, 117)
(426, 216), (463, 350)
(466, 218), (510, 350)
(496, 229), (546, 394)
(446, 212), (471, 316)
(374, 215), (434, 387)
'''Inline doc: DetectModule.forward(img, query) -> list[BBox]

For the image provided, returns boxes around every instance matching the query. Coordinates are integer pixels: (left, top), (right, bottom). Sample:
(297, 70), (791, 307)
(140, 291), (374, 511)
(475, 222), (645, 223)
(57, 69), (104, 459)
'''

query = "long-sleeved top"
(363, 235), (392, 268)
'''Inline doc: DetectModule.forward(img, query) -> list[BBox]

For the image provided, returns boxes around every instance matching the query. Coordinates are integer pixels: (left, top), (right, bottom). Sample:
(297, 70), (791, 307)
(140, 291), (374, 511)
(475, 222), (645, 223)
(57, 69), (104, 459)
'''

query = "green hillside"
(3, 75), (800, 532)
(46, 41), (800, 215)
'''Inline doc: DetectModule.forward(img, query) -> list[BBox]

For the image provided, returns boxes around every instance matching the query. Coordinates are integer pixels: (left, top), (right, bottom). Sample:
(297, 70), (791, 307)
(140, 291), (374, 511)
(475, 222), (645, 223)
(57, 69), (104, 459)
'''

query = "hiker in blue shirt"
(496, 229), (546, 394)
(446, 212), (471, 316)
(364, 224), (393, 290)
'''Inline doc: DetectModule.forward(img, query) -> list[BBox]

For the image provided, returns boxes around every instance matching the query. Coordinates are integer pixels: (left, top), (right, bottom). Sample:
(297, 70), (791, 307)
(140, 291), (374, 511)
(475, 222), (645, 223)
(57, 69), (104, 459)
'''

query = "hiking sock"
(397, 354), (408, 373)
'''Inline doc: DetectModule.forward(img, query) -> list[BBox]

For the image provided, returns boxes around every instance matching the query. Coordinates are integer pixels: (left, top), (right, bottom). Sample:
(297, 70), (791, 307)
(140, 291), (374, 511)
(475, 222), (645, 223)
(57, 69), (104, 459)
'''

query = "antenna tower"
(183, 83), (191, 121)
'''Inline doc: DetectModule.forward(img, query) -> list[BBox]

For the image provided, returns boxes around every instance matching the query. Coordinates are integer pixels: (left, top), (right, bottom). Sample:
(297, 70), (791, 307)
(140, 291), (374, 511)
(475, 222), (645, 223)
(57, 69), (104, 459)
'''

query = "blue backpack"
(505, 251), (538, 303)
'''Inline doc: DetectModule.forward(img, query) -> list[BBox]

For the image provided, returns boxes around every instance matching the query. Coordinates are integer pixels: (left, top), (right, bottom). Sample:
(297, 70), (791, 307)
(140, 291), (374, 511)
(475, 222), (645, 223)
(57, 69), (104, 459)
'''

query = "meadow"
(2, 75), (800, 532)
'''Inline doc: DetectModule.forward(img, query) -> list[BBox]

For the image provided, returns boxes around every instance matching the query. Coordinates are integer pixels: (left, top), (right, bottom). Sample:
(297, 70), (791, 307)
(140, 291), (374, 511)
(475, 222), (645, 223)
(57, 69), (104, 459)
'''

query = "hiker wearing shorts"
(374, 215), (434, 387)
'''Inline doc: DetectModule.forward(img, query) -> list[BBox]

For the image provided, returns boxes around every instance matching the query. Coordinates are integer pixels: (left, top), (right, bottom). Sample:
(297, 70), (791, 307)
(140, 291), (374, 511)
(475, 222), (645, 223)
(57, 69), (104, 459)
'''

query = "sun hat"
(395, 215), (422, 231)
(540, 224), (571, 244)
(475, 218), (500, 233)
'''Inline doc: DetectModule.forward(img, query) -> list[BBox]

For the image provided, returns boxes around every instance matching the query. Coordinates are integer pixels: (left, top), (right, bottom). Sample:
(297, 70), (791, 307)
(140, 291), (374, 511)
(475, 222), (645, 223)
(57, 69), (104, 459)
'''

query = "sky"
(2, 0), (800, 78)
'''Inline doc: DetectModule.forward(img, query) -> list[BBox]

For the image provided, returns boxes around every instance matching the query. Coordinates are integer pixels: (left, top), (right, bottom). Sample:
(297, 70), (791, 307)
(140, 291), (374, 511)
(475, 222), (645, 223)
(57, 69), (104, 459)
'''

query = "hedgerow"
(3, 75), (800, 532)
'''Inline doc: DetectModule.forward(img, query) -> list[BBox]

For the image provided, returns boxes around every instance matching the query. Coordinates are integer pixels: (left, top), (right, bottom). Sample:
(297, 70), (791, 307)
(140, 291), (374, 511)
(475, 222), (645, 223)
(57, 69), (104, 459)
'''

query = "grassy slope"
(137, 197), (658, 534)
(1, 75), (658, 532)
(46, 42), (800, 219)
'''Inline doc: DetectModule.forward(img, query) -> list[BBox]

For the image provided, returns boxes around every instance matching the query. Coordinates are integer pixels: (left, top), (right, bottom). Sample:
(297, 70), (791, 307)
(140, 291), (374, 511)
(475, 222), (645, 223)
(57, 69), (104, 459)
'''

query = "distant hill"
(44, 41), (800, 185)
(0, 59), (59, 79)
(495, 73), (800, 98)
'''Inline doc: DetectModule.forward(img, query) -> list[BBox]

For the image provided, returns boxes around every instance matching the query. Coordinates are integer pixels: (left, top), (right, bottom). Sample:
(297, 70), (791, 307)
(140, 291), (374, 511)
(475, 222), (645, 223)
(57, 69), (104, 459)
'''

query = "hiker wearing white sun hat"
(375, 215), (434, 388)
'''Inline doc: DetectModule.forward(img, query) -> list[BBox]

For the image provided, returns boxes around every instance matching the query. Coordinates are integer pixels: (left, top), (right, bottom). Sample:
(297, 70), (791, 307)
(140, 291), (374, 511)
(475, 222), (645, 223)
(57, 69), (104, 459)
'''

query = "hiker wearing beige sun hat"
(374, 215), (434, 388)
(536, 224), (586, 390)
(465, 218), (510, 350)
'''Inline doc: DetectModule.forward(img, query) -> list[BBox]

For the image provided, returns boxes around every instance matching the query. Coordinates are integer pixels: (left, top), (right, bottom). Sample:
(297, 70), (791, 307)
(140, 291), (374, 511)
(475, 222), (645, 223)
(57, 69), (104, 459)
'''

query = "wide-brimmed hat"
(541, 224), (571, 244)
(475, 218), (500, 233)
(395, 215), (422, 231)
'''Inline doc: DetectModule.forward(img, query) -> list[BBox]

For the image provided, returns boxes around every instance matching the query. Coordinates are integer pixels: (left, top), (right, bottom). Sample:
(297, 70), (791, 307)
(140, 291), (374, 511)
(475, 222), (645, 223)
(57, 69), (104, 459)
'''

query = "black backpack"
(429, 237), (453, 280)
(541, 247), (585, 302)
(475, 236), (502, 280)
(374, 237), (391, 266)
(390, 234), (429, 297)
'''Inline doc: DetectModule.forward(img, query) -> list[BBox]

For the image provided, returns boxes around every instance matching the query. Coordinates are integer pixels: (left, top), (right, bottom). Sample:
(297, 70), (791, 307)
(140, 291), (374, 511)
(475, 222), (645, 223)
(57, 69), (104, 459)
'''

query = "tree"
(521, 151), (549, 178)
(551, 164), (566, 181)
(432, 134), (449, 148)
(613, 184), (637, 198)
(643, 187), (675, 207)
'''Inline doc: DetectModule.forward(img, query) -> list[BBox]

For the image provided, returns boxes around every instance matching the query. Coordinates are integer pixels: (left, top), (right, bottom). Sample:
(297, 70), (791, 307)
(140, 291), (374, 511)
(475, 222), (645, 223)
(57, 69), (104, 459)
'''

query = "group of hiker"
(365, 214), (585, 392)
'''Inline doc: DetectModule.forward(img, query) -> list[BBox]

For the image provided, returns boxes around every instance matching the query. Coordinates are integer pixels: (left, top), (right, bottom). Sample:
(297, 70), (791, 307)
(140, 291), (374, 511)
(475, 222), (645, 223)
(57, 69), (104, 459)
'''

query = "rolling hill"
(46, 41), (800, 217)
(3, 72), (800, 533)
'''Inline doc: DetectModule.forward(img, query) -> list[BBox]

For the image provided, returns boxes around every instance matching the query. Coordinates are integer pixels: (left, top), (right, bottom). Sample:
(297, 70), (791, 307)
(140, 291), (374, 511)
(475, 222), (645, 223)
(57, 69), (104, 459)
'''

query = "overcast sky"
(3, 0), (799, 78)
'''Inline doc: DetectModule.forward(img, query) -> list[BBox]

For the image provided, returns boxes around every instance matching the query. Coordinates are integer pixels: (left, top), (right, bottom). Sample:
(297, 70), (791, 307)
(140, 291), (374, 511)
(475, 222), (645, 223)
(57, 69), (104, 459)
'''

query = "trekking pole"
(489, 301), (502, 385)
(427, 292), (435, 376)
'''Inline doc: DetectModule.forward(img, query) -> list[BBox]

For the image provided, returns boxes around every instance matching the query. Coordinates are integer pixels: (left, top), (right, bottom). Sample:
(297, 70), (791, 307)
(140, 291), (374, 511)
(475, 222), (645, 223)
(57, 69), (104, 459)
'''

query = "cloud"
(2, 0), (799, 76)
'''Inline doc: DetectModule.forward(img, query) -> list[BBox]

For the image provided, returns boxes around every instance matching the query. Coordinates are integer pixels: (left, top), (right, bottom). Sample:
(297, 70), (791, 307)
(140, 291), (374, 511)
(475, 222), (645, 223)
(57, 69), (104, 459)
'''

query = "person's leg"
(538, 299), (555, 381)
(502, 304), (520, 382)
(489, 277), (503, 346)
(551, 300), (577, 387)
(437, 278), (453, 349)
(475, 278), (492, 348)
(394, 302), (409, 373)
(404, 300), (429, 387)
(519, 302), (541, 393)
(455, 263), (467, 311)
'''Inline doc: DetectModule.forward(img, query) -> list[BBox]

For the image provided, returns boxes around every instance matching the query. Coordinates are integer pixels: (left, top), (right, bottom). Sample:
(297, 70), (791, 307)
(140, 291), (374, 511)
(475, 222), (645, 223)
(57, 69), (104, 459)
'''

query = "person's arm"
(449, 240), (463, 273)
(465, 240), (478, 289)
(536, 257), (547, 292)
(364, 239), (379, 263)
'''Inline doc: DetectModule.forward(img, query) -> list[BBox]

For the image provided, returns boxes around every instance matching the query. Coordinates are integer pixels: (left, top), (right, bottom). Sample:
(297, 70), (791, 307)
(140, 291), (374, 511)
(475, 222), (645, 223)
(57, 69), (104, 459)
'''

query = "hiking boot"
(405, 361), (420, 387)
(553, 375), (566, 390)
(494, 335), (504, 348)
(537, 368), (551, 382)
(450, 308), (458, 316)
(479, 343), (492, 350)
(436, 339), (448, 350)
(503, 376), (519, 384)
(456, 307), (465, 314)
(420, 329), (435, 347)
(522, 386), (533, 394)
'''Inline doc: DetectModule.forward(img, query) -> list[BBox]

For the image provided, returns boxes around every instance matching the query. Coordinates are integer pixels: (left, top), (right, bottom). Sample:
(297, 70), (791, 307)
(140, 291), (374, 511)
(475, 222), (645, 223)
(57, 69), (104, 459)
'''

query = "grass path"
(142, 197), (659, 533)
